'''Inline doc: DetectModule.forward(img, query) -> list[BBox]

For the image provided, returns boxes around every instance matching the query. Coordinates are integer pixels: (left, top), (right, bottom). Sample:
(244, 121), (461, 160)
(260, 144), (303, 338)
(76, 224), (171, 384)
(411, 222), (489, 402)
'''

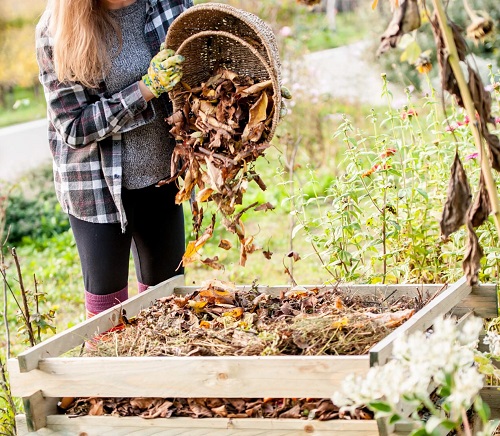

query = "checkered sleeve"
(36, 16), (153, 150)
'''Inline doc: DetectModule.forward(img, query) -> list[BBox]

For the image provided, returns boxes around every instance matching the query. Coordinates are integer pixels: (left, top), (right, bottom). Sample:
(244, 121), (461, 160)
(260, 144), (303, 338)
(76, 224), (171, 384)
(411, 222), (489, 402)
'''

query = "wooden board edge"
(11, 355), (370, 398)
(16, 275), (184, 373)
(45, 414), (380, 432)
(369, 276), (471, 367)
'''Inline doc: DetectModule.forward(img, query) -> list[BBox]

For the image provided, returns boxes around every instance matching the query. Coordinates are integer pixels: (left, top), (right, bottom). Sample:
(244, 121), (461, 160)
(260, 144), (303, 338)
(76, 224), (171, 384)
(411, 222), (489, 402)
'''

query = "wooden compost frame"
(8, 275), (499, 436)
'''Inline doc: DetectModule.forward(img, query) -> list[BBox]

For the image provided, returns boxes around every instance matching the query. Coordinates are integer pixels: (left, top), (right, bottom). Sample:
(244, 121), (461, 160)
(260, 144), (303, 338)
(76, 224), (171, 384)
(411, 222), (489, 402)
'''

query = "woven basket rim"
(166, 3), (281, 80)
(171, 30), (281, 143)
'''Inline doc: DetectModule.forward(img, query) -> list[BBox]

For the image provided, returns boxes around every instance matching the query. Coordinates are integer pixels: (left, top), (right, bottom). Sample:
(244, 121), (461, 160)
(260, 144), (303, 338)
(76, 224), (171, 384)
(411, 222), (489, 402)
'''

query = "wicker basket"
(166, 3), (281, 83)
(166, 3), (282, 143)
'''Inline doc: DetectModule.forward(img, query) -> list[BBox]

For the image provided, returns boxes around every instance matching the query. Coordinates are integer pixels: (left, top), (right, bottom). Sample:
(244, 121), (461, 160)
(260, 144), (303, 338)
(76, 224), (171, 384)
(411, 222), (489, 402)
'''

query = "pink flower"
(445, 122), (459, 132)
(401, 109), (418, 120)
(466, 152), (478, 160)
(279, 26), (293, 37)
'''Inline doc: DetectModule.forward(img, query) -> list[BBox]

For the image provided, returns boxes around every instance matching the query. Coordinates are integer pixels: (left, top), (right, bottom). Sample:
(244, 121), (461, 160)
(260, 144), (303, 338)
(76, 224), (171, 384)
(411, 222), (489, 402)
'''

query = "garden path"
(302, 39), (406, 106)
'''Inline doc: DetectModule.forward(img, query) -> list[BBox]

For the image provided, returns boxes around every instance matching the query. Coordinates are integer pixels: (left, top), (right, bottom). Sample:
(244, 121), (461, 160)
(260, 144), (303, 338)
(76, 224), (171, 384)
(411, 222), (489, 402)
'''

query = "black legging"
(69, 182), (185, 295)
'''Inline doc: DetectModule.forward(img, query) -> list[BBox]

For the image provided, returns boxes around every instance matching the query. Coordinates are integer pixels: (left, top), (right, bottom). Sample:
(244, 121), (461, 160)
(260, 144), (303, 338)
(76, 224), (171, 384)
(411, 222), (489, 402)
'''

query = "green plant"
(4, 165), (70, 247)
(285, 68), (500, 284)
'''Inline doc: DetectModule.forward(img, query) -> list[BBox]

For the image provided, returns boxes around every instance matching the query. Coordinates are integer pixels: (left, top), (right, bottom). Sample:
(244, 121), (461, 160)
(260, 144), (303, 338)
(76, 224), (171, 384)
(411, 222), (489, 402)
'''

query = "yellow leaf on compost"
(334, 297), (345, 310)
(199, 320), (211, 328)
(223, 307), (244, 319)
(284, 286), (310, 299)
(332, 317), (349, 329)
(188, 300), (208, 313)
(371, 0), (378, 9)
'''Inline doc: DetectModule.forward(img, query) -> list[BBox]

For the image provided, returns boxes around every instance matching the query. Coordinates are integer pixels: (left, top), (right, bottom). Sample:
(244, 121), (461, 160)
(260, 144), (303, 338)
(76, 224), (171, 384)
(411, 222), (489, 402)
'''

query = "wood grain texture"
(369, 276), (471, 367)
(16, 414), (381, 435)
(9, 354), (369, 398)
(16, 275), (184, 372)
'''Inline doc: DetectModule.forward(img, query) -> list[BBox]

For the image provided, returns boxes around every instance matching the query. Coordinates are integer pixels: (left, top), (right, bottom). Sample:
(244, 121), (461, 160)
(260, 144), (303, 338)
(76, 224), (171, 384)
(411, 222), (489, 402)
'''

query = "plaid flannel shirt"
(35, 0), (192, 231)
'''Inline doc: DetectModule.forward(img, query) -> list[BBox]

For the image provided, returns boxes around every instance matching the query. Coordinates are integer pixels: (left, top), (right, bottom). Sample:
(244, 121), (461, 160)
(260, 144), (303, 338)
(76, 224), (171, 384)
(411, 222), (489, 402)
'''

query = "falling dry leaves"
(163, 67), (276, 267)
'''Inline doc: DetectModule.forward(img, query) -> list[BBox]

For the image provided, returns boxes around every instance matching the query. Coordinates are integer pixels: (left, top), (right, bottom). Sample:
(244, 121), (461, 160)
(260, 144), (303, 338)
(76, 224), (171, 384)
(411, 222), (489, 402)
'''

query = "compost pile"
(65, 280), (430, 420)
(85, 279), (427, 358)
(163, 68), (276, 267)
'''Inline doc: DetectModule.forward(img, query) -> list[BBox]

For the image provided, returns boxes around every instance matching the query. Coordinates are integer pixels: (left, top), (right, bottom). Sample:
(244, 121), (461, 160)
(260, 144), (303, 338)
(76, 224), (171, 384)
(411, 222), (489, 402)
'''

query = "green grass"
(294, 10), (374, 52)
(0, 86), (46, 128)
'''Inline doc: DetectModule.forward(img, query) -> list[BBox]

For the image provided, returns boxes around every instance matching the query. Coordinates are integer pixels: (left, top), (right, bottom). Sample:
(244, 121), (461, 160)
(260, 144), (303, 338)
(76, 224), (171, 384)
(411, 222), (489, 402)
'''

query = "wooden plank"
(369, 276), (471, 367)
(457, 284), (498, 318)
(15, 275), (184, 372)
(9, 355), (369, 398)
(22, 390), (58, 432)
(15, 413), (382, 436)
(481, 386), (500, 418)
(43, 415), (380, 435)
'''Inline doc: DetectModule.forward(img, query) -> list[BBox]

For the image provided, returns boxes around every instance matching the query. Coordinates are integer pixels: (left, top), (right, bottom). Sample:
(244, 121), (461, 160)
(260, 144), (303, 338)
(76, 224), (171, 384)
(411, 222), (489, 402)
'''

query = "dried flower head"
(415, 50), (432, 74)
(466, 13), (495, 44)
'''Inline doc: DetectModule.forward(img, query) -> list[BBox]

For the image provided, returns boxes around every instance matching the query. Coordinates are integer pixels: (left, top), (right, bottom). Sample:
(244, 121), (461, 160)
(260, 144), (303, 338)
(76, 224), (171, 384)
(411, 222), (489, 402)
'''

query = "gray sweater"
(106, 0), (173, 189)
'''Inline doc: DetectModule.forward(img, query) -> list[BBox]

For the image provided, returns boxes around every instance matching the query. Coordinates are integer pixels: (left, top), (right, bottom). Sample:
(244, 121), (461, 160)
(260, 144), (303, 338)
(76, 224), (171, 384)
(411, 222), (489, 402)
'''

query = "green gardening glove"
(142, 45), (185, 98)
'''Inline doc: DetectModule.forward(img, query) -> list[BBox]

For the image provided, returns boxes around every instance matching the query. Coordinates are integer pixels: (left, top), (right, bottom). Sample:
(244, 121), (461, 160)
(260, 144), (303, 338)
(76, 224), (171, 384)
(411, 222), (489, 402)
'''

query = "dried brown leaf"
(240, 80), (273, 96)
(463, 221), (483, 285)
(88, 399), (104, 416)
(439, 152), (471, 239)
(468, 173), (491, 227)
(287, 251), (301, 262)
(201, 256), (225, 270)
(242, 91), (269, 143)
(431, 15), (467, 107)
(377, 0), (421, 56)
(254, 202), (275, 212)
(218, 239), (232, 250)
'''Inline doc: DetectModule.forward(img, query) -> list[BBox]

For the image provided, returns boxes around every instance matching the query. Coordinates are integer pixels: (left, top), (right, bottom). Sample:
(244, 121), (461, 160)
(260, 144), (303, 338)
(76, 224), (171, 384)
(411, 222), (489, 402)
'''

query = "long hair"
(49, 0), (120, 88)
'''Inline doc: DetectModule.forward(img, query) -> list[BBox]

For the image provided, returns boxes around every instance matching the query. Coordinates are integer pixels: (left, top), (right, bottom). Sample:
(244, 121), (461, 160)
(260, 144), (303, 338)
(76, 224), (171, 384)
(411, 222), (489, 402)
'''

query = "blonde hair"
(49, 0), (120, 88)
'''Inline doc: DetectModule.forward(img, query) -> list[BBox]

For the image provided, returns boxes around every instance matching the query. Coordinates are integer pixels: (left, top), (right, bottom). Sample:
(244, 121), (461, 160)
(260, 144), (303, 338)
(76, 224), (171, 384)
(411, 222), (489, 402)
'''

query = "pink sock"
(85, 286), (128, 316)
(138, 282), (149, 293)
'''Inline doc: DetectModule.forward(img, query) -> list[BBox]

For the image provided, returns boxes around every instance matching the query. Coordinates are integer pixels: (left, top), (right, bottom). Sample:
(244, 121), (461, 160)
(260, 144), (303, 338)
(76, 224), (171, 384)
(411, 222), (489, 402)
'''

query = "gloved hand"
(279, 85), (292, 119)
(142, 44), (185, 98)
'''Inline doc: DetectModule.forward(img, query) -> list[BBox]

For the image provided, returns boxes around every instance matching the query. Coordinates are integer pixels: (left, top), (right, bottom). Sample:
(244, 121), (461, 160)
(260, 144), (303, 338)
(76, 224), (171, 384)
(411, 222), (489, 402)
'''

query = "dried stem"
(12, 247), (35, 347)
(1, 250), (10, 358)
(431, 0), (500, 237)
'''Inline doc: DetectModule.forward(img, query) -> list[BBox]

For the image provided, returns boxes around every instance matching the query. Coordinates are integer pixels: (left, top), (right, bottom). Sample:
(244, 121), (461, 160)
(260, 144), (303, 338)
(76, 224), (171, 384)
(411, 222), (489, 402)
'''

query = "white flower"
(459, 317), (483, 346)
(332, 315), (484, 421)
(484, 331), (500, 357)
(446, 366), (484, 418)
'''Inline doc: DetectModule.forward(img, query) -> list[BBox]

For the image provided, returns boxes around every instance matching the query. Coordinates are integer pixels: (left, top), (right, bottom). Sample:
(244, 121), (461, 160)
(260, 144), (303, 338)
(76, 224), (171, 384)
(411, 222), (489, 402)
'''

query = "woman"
(35, 0), (192, 319)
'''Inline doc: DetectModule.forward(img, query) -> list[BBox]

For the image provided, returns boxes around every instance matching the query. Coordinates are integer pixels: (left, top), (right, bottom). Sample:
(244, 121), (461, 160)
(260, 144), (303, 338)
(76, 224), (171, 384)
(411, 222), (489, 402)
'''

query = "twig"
(1, 250), (10, 358)
(12, 247), (35, 347)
